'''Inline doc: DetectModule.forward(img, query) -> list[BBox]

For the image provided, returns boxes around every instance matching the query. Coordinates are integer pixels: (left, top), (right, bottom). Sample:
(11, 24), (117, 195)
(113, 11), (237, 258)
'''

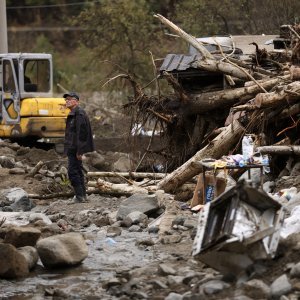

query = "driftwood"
(28, 187), (131, 199)
(158, 119), (244, 192)
(187, 76), (290, 113)
(91, 178), (153, 195)
(87, 171), (167, 180)
(257, 145), (300, 155)
(155, 14), (264, 82)
(254, 81), (300, 108)
(28, 191), (74, 199)
(26, 161), (44, 178)
(234, 81), (300, 112)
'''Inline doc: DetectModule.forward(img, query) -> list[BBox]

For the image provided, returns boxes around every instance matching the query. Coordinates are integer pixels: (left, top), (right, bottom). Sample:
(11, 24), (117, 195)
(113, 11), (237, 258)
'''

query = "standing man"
(63, 92), (94, 202)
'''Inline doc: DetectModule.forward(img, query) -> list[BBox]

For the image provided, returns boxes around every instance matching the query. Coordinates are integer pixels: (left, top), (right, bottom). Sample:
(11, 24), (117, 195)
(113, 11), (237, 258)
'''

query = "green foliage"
(175, 0), (300, 35)
(6, 0), (300, 93)
(75, 0), (166, 86)
(31, 34), (54, 53)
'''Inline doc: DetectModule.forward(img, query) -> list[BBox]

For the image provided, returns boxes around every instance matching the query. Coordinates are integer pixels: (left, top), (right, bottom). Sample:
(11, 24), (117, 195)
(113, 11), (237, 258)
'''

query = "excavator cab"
(0, 53), (68, 140)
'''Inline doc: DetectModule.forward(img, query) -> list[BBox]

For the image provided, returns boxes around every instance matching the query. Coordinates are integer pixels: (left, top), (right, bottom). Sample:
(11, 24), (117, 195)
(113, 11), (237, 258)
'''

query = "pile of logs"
(87, 17), (300, 197)
(116, 16), (299, 192)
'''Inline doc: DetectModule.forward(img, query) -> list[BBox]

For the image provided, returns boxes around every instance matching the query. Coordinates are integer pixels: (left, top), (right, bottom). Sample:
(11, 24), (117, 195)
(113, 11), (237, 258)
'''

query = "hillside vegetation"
(7, 0), (300, 93)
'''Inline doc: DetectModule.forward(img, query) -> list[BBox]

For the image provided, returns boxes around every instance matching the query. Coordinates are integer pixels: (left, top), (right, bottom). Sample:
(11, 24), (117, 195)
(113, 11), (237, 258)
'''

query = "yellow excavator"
(0, 53), (68, 148)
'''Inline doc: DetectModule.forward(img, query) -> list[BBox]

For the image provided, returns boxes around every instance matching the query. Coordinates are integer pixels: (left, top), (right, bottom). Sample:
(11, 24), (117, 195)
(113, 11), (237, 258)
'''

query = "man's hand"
(76, 154), (83, 160)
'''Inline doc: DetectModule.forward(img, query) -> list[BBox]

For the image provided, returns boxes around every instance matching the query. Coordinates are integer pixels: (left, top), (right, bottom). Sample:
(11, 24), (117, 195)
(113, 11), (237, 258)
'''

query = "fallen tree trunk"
(154, 14), (213, 60)
(158, 119), (244, 192)
(90, 178), (153, 195)
(87, 171), (167, 180)
(154, 14), (267, 82)
(187, 76), (289, 113)
(257, 145), (300, 155)
(233, 80), (300, 112)
(254, 81), (300, 108)
(28, 188), (129, 199)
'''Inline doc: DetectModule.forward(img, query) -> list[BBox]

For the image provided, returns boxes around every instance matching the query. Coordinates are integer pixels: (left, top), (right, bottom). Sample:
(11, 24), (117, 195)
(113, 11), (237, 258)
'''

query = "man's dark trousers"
(67, 151), (85, 198)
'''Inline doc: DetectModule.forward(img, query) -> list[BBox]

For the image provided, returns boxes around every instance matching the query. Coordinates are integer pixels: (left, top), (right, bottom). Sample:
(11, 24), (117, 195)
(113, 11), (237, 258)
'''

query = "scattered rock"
(149, 279), (168, 289)
(94, 215), (111, 227)
(116, 194), (159, 220)
(18, 246), (39, 270)
(128, 225), (142, 232)
(136, 237), (155, 247)
(165, 292), (183, 300)
(0, 243), (29, 278)
(183, 218), (197, 229)
(270, 274), (292, 299)
(0, 156), (15, 168)
(84, 151), (106, 170)
(0, 188), (33, 212)
(29, 213), (52, 225)
(290, 262), (300, 278)
(158, 263), (176, 276)
(4, 226), (41, 247)
(36, 232), (88, 268)
(168, 275), (184, 285)
(123, 211), (148, 227)
(200, 279), (230, 295)
(148, 225), (159, 234)
(106, 226), (122, 237)
(10, 196), (34, 212)
(160, 234), (182, 244)
(113, 155), (131, 172)
(242, 279), (270, 298)
(172, 216), (186, 226)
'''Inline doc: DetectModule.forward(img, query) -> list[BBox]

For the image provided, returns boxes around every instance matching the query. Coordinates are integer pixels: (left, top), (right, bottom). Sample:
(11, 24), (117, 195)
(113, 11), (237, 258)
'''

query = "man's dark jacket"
(64, 106), (94, 155)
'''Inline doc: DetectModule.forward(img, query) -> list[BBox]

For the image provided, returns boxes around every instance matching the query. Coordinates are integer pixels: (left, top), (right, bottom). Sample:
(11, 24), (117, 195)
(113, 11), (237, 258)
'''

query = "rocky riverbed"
(1, 140), (300, 299)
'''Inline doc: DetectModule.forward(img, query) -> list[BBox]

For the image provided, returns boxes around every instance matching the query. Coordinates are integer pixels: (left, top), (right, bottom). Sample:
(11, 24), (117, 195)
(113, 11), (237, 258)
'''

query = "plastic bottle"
(239, 159), (245, 167)
(262, 154), (270, 173)
(242, 135), (254, 164)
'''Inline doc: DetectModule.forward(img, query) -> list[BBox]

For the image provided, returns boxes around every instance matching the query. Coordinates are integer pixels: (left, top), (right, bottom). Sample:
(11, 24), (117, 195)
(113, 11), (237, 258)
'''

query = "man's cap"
(63, 92), (79, 100)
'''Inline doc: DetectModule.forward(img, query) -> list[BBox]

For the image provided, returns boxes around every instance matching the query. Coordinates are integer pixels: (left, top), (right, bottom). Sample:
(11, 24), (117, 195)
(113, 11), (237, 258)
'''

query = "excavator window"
(24, 59), (50, 93)
(3, 60), (16, 93)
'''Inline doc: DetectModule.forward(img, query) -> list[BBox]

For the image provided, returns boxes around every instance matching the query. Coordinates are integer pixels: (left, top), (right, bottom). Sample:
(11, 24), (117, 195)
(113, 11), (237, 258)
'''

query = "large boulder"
(18, 246), (39, 270)
(83, 151), (106, 170)
(36, 232), (88, 268)
(0, 188), (33, 212)
(4, 226), (41, 247)
(113, 155), (131, 172)
(116, 194), (159, 220)
(0, 243), (29, 278)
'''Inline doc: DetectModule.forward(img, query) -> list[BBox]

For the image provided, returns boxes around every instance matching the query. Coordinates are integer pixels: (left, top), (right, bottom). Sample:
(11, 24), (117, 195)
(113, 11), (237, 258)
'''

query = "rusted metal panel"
(192, 180), (285, 278)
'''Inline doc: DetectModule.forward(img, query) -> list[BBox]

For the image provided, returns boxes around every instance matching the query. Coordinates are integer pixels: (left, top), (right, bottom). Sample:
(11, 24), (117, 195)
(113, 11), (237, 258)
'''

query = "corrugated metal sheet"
(159, 54), (200, 72)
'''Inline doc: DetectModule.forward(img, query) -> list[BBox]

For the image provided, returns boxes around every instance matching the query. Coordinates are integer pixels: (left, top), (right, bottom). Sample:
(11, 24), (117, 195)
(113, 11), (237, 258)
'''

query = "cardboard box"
(191, 173), (227, 207)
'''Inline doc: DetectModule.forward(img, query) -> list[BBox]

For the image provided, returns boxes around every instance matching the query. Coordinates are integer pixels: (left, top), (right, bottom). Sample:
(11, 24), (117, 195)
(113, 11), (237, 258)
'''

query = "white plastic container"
(242, 135), (254, 163)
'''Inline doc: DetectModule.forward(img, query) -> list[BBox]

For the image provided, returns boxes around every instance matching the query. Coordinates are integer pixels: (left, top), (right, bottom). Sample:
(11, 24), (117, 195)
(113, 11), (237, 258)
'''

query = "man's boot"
(82, 185), (88, 202)
(72, 185), (85, 203)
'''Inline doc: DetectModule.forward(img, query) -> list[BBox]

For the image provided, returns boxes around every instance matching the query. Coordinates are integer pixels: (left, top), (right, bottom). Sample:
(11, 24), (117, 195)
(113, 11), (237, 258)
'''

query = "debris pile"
(125, 15), (300, 184)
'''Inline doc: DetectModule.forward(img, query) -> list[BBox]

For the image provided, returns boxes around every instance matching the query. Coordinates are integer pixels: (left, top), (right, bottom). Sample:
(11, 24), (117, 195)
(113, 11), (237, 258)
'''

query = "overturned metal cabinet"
(192, 180), (285, 277)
